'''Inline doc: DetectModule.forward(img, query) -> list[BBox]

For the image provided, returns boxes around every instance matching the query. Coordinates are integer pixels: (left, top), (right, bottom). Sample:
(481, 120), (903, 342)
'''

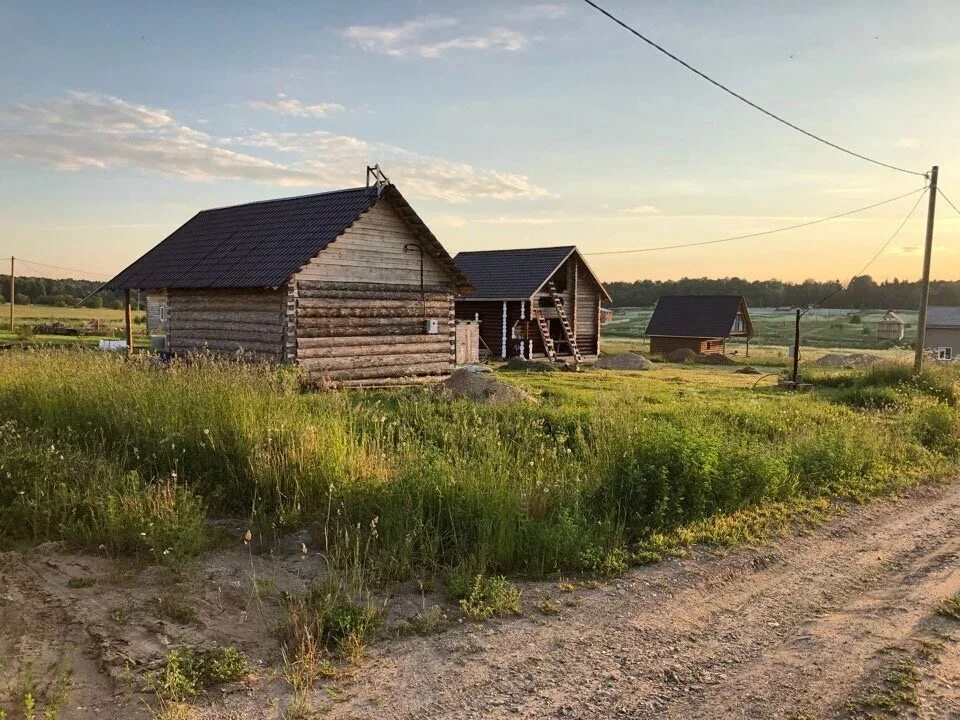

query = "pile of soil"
(596, 353), (656, 371)
(440, 367), (535, 405)
(665, 348), (699, 362)
(814, 353), (883, 367)
(503, 358), (558, 372)
(697, 353), (737, 366)
(734, 365), (763, 375)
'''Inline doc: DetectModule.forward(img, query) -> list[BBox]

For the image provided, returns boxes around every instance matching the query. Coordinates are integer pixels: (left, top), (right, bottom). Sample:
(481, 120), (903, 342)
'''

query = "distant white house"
(924, 306), (960, 361)
(875, 310), (904, 342)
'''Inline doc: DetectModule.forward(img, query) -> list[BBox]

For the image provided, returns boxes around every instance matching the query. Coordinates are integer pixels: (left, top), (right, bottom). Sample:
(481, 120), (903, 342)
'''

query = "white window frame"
(937, 346), (952, 361)
(159, 304), (167, 322)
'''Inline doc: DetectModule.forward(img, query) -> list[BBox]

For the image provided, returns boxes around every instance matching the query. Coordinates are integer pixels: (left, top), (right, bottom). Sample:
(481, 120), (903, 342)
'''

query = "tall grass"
(0, 349), (955, 577)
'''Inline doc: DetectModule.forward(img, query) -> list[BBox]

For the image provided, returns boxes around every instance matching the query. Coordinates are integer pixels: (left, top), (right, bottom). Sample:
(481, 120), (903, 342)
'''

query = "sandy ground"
(2, 482), (959, 719)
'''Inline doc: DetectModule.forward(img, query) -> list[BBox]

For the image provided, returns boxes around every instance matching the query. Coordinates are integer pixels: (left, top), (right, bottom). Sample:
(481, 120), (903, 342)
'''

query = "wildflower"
(243, 529), (252, 545)
(140, 532), (147, 537)
(300, 543), (308, 555)
(203, 428), (210, 435)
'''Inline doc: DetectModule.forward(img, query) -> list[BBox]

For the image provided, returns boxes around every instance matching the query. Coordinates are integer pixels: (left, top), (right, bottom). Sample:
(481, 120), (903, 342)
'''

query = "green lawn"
(0, 302), (147, 347)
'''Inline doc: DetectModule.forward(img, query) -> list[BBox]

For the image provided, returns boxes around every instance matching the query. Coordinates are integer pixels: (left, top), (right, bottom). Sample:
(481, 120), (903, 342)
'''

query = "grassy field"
(0, 302), (147, 347)
(606, 307), (917, 351)
(0, 349), (954, 581)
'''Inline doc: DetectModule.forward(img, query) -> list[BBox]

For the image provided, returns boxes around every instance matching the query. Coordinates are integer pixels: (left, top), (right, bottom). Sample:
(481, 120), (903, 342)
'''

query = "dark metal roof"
(926, 306), (960, 328)
(454, 246), (610, 301)
(104, 184), (471, 292)
(645, 295), (753, 339)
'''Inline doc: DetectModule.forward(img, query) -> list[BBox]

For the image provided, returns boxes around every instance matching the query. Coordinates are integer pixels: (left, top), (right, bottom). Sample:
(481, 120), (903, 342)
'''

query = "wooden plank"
(299, 351), (451, 372)
(298, 305), (451, 319)
(331, 374), (449, 389)
(171, 338), (281, 354)
(168, 310), (282, 324)
(297, 334), (437, 349)
(298, 316), (452, 330)
(298, 341), (451, 360)
(298, 297), (450, 310)
(298, 325), (429, 338)
(298, 281), (451, 293)
(306, 361), (451, 381)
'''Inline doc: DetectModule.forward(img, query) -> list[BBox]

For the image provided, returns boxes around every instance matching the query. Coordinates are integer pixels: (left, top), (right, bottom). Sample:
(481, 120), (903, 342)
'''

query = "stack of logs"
(294, 280), (455, 387)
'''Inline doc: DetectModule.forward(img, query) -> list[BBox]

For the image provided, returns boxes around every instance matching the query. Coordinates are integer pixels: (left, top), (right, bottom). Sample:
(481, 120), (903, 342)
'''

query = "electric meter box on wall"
(425, 318), (440, 334)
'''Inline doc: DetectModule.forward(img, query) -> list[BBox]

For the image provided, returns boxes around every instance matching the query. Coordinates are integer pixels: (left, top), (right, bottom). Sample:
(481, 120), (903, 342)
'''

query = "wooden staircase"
(542, 281), (582, 365)
(533, 309), (557, 360)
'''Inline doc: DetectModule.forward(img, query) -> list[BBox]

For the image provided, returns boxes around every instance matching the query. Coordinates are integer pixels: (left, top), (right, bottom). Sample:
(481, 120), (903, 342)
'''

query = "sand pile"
(665, 348), (699, 362)
(440, 367), (534, 405)
(596, 353), (656, 371)
(814, 353), (883, 367)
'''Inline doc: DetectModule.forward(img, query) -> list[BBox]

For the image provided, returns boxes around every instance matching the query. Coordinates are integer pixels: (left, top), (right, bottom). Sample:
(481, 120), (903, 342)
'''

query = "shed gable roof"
(925, 306), (960, 329)
(104, 184), (470, 292)
(645, 295), (753, 339)
(453, 246), (611, 301)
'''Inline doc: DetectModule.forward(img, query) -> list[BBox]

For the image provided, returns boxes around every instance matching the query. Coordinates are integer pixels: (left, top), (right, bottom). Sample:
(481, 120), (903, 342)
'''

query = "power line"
(804, 187), (927, 313)
(584, 187), (926, 256)
(580, 0), (926, 178)
(13, 257), (111, 279)
(938, 187), (960, 217)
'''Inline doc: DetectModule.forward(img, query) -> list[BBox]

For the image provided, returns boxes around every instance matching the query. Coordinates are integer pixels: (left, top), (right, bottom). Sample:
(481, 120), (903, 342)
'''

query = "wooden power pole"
(8, 256), (13, 332)
(914, 166), (939, 373)
(124, 289), (134, 358)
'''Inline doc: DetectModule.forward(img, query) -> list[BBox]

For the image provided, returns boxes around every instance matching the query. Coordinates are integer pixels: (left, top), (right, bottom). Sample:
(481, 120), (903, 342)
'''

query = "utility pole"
(792, 308), (801, 384)
(8, 256), (13, 332)
(914, 165), (939, 373)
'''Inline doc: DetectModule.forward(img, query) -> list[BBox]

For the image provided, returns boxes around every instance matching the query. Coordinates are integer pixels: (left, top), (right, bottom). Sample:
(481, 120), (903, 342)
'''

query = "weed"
(936, 592), (960, 620)
(454, 574), (522, 620)
(147, 646), (248, 701)
(401, 605), (448, 636)
(278, 582), (383, 661)
(538, 598), (561, 616)
(66, 577), (94, 589)
(147, 592), (197, 625)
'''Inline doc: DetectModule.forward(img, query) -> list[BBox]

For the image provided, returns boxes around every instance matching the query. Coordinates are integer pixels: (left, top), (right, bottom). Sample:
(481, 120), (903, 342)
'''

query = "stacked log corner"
(293, 280), (456, 387)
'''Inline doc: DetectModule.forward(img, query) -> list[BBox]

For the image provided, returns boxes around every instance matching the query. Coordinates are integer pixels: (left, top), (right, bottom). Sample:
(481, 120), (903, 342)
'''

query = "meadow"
(0, 302), (146, 347)
(606, 307), (918, 351)
(0, 348), (955, 585)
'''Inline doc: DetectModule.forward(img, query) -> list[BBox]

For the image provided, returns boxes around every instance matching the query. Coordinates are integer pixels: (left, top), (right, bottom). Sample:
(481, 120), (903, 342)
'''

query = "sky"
(1, 0), (959, 285)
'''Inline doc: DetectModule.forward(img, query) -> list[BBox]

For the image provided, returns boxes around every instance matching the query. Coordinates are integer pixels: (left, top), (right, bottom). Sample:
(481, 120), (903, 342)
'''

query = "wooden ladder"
(533, 309), (557, 360)
(545, 281), (582, 364)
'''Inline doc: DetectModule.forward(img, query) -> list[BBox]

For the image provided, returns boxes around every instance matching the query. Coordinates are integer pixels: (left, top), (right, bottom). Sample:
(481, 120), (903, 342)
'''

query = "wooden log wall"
(294, 280), (455, 385)
(167, 288), (285, 359)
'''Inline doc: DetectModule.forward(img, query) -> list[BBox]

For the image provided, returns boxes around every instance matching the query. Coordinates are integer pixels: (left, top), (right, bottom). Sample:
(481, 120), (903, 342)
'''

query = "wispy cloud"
(0, 91), (553, 203)
(622, 204), (660, 215)
(248, 93), (344, 118)
(505, 3), (569, 21)
(342, 15), (528, 59)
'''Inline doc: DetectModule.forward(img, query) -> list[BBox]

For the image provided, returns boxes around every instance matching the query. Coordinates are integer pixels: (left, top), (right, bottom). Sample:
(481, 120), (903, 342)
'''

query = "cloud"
(895, 137), (920, 149)
(228, 130), (555, 203)
(0, 91), (553, 203)
(342, 16), (528, 58)
(248, 94), (344, 118)
(622, 205), (660, 215)
(505, 3), (569, 21)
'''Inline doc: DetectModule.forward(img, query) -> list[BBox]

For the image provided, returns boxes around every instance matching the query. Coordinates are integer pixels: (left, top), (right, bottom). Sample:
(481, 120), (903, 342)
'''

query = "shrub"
(453, 574), (522, 620)
(148, 646), (248, 701)
(279, 581), (383, 659)
(911, 404), (957, 452)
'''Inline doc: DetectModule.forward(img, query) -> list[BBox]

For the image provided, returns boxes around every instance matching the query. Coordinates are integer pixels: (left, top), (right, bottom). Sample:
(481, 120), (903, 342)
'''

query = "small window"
(938, 347), (952, 361)
(159, 305), (167, 322)
(731, 313), (745, 333)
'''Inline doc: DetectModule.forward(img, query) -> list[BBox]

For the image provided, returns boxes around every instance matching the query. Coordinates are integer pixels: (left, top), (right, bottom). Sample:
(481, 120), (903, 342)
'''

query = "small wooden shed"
(645, 295), (753, 356)
(875, 310), (905, 341)
(453, 246), (611, 363)
(104, 181), (472, 386)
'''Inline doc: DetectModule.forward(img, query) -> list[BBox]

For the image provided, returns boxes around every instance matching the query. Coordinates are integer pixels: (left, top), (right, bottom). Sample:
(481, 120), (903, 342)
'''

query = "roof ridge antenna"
(366, 164), (390, 195)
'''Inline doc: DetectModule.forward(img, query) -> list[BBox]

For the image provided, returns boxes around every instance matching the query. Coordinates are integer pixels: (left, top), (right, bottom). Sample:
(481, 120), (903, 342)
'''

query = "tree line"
(0, 275), (136, 309)
(606, 275), (960, 309)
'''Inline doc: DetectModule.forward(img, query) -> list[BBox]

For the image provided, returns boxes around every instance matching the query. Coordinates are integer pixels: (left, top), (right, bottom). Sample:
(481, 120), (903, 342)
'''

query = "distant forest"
(606, 276), (960, 310)
(0, 275), (134, 309)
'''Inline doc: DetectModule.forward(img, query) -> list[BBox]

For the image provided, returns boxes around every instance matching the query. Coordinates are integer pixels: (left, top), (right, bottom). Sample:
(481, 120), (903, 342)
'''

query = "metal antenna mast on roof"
(366, 164), (390, 195)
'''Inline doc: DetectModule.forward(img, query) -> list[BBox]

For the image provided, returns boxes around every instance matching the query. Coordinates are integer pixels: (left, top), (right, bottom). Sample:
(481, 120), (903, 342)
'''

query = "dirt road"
(328, 481), (960, 719)
(2, 481), (959, 719)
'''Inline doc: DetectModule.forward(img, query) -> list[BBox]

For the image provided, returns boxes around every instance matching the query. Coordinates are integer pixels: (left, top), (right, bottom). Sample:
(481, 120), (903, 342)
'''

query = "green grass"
(147, 646), (248, 701)
(0, 302), (147, 348)
(0, 349), (955, 585)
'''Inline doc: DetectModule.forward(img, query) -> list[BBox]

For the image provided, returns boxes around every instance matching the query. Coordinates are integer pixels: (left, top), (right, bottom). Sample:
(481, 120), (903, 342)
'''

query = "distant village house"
(645, 295), (754, 356)
(923, 306), (960, 361)
(875, 310), (905, 342)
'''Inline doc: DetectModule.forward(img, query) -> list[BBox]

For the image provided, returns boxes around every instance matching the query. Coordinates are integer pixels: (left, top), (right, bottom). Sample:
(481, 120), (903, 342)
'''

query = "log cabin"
(453, 246), (611, 364)
(645, 295), (754, 356)
(103, 181), (473, 387)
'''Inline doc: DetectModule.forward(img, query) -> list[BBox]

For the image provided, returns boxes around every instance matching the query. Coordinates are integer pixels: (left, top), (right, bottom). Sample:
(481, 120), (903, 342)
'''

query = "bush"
(279, 581), (383, 657)
(912, 404), (957, 452)
(451, 573), (522, 619)
(148, 646), (248, 701)
(850, 314), (862, 324)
